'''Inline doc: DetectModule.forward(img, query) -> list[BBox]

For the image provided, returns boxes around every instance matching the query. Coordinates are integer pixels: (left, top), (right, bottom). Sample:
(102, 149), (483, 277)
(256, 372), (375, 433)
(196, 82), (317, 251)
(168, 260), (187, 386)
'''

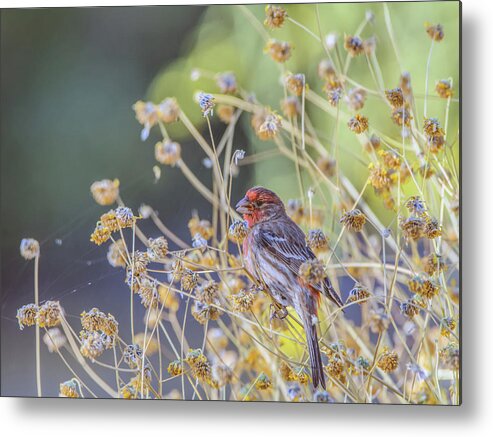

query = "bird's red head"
(235, 186), (285, 227)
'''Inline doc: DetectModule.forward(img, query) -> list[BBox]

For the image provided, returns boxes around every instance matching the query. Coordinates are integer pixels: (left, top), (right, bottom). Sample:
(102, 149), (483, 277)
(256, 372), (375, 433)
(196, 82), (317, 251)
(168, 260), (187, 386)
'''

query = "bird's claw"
(270, 304), (288, 321)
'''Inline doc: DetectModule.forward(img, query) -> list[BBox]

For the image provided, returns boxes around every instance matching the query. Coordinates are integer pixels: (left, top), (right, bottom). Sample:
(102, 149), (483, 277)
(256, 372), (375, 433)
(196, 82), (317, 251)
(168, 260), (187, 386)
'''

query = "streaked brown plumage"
(236, 186), (343, 389)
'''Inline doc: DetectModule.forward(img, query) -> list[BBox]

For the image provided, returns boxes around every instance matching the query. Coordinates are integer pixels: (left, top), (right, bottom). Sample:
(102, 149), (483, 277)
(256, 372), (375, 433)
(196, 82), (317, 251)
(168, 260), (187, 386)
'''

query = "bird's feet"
(269, 303), (288, 321)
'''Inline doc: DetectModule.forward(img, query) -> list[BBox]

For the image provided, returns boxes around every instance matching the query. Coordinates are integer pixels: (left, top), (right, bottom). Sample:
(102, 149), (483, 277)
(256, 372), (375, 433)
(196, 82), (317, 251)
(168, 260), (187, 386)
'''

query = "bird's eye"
(255, 200), (264, 207)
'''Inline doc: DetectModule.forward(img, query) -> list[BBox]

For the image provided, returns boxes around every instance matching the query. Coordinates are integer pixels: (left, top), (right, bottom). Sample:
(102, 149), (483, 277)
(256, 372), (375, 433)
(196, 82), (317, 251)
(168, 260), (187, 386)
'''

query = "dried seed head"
(188, 215), (214, 240)
(198, 280), (219, 305)
(215, 72), (237, 94)
(344, 35), (364, 56)
(90, 179), (119, 206)
(264, 39), (293, 63)
(230, 289), (256, 313)
(347, 114), (369, 134)
(377, 349), (399, 373)
(43, 327), (67, 353)
(284, 73), (306, 96)
(346, 284), (371, 304)
(217, 104), (235, 124)
(327, 87), (343, 107)
(299, 259), (326, 284)
(167, 359), (183, 376)
(255, 372), (272, 390)
(257, 112), (282, 140)
(147, 236), (169, 260)
(340, 209), (367, 232)
(138, 278), (159, 309)
(157, 97), (180, 123)
(196, 92), (215, 117)
(80, 331), (105, 361)
(391, 106), (413, 127)
(264, 4), (287, 29)
(405, 196), (427, 216)
(90, 223), (111, 246)
(379, 150), (401, 170)
(281, 96), (301, 118)
(59, 380), (80, 398)
(115, 206), (136, 228)
(436, 79), (453, 98)
(155, 140), (181, 166)
(20, 238), (40, 260)
(17, 303), (38, 330)
(127, 251), (149, 277)
(425, 22), (444, 41)
(424, 253), (447, 276)
(400, 215), (426, 241)
(400, 298), (420, 319)
(439, 343), (459, 370)
(180, 269), (198, 291)
(307, 228), (329, 253)
(424, 217), (442, 239)
(440, 317), (457, 338)
(385, 88), (404, 108)
(228, 219), (249, 244)
(38, 301), (62, 328)
(318, 59), (336, 80)
(123, 344), (143, 368)
(345, 87), (367, 111)
(192, 301), (221, 324)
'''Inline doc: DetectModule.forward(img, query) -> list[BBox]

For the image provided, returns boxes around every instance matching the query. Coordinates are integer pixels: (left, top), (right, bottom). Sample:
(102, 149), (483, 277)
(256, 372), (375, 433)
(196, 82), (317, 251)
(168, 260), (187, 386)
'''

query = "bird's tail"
(303, 313), (326, 390)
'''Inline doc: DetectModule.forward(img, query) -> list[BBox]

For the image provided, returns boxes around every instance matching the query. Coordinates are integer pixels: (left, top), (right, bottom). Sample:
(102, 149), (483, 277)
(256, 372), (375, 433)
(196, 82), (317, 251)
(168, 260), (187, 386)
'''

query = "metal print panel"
(0, 1), (461, 404)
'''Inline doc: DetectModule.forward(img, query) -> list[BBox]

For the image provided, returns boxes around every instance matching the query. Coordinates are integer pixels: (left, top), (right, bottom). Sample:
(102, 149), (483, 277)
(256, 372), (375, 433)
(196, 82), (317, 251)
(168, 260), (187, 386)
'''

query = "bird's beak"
(235, 196), (252, 214)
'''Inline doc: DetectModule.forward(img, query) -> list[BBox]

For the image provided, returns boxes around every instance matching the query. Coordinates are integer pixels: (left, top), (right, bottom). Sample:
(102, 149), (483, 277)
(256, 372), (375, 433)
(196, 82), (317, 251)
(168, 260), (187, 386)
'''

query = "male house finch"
(236, 186), (343, 389)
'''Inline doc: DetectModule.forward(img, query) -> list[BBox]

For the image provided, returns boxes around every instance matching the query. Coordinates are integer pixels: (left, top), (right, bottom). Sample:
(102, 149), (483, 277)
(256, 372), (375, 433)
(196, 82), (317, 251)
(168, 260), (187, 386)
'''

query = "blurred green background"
(0, 2), (459, 397)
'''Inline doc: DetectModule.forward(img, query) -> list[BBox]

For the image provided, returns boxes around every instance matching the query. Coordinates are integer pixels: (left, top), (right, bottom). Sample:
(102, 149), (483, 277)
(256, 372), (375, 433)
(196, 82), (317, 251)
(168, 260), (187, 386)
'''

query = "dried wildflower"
(167, 359), (184, 377)
(424, 253), (446, 276)
(180, 269), (198, 291)
(427, 134), (445, 154)
(318, 59), (336, 80)
(264, 39), (292, 63)
(346, 283), (370, 304)
(364, 134), (381, 153)
(255, 372), (272, 390)
(307, 229), (329, 253)
(215, 72), (237, 94)
(425, 22), (444, 41)
(400, 297), (420, 319)
(197, 92), (215, 117)
(400, 215), (425, 241)
(391, 106), (413, 127)
(439, 343), (459, 370)
(369, 167), (392, 197)
(405, 196), (427, 216)
(230, 289), (256, 313)
(440, 317), (456, 338)
(326, 87), (343, 107)
(188, 215), (214, 240)
(285, 73), (305, 96)
(385, 88), (404, 108)
(17, 303), (38, 330)
(340, 209), (366, 232)
(344, 35), (364, 56)
(423, 118), (444, 138)
(363, 36), (377, 55)
(127, 251), (149, 277)
(257, 112), (281, 140)
(81, 308), (107, 332)
(59, 379), (80, 398)
(280, 96), (300, 118)
(133, 100), (160, 139)
(280, 361), (297, 382)
(436, 79), (453, 98)
(380, 150), (401, 170)
(192, 233), (208, 251)
(90, 179), (119, 206)
(186, 349), (212, 382)
(157, 97), (180, 123)
(377, 349), (399, 373)
(345, 88), (367, 111)
(192, 301), (221, 324)
(264, 4), (287, 29)
(20, 238), (40, 260)
(369, 308), (390, 333)
(424, 216), (442, 239)
(138, 278), (159, 309)
(155, 140), (181, 166)
(38, 301), (62, 328)
(43, 327), (66, 352)
(90, 223), (110, 246)
(217, 104), (235, 124)
(415, 276), (439, 300)
(197, 280), (218, 305)
(299, 259), (326, 284)
(326, 356), (345, 382)
(80, 331), (105, 361)
(228, 219), (249, 244)
(147, 236), (168, 261)
(347, 114), (368, 134)
(98, 210), (118, 233)
(123, 344), (143, 368)
(114, 206), (135, 229)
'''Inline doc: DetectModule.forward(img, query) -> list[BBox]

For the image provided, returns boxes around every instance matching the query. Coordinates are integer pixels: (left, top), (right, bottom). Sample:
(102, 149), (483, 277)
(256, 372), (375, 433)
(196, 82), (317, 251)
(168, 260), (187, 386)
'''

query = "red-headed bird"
(236, 186), (343, 390)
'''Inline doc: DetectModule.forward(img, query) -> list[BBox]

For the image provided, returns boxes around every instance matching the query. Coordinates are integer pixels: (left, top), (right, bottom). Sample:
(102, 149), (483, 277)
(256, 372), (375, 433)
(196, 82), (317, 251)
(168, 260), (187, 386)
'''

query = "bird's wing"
(255, 221), (343, 308)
